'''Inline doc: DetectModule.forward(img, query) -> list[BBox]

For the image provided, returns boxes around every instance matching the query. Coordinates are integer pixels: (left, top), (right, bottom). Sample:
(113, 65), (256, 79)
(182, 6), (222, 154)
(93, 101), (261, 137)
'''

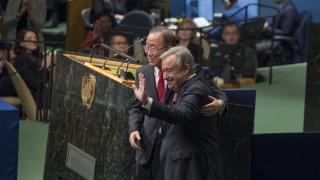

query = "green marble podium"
(44, 52), (139, 180)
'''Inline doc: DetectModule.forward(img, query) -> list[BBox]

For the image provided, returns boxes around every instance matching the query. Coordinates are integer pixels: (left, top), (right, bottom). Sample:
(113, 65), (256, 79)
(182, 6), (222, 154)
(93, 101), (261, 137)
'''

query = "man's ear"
(184, 65), (191, 75)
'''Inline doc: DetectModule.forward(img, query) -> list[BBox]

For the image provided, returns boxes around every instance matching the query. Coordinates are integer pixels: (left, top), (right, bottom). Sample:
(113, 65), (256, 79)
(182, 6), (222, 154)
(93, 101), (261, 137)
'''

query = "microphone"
(89, 43), (105, 64)
(89, 43), (140, 66)
(102, 36), (146, 69)
(116, 48), (146, 80)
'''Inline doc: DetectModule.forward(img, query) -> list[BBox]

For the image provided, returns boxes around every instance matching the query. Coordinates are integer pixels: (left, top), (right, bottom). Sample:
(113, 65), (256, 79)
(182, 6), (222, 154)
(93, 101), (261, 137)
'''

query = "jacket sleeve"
(149, 86), (207, 125)
(14, 56), (41, 92)
(29, 0), (47, 31)
(3, 0), (19, 27)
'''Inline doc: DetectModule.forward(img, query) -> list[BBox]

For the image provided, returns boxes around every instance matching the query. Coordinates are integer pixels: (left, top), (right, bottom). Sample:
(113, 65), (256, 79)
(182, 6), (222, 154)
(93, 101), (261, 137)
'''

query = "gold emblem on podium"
(81, 73), (97, 109)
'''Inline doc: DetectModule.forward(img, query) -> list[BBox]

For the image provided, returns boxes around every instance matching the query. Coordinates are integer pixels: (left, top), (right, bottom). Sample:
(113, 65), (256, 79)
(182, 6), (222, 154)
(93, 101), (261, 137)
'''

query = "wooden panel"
(66, 0), (92, 50)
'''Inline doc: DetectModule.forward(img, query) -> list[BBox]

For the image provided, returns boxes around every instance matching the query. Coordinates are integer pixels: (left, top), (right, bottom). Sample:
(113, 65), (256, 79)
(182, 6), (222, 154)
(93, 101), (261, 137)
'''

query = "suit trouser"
(137, 140), (163, 180)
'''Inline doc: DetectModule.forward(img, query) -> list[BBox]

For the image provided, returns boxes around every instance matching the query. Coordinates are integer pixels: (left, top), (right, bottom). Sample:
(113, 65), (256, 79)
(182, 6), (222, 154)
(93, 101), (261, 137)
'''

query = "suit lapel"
(164, 87), (174, 104)
(145, 65), (159, 100)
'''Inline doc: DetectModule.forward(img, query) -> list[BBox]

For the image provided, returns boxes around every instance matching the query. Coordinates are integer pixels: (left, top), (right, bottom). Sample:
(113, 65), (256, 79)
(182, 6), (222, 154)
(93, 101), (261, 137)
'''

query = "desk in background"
(0, 100), (19, 180)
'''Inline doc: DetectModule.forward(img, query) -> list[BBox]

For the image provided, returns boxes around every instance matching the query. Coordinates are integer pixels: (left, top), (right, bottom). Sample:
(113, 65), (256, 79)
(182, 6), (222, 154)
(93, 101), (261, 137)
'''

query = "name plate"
(66, 143), (96, 180)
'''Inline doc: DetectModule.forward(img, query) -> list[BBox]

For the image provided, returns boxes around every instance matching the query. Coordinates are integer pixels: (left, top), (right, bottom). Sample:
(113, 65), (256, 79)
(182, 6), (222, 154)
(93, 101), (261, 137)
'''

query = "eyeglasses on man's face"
(144, 45), (167, 53)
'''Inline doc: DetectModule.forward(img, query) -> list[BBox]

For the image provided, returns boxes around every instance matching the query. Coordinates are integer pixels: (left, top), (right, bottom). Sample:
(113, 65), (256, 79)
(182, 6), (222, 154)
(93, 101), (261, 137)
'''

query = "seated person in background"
(176, 19), (202, 64)
(108, 33), (130, 58)
(264, 0), (298, 36)
(12, 29), (52, 103)
(209, 22), (257, 86)
(81, 10), (117, 50)
(256, 0), (298, 66)
(206, 0), (246, 41)
(0, 42), (16, 97)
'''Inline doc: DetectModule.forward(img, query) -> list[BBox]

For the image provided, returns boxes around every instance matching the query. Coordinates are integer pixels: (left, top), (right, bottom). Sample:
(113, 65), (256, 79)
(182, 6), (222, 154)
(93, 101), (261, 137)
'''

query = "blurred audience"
(207, 0), (246, 41)
(3, 0), (46, 41)
(0, 0), (7, 17)
(81, 11), (117, 50)
(12, 29), (52, 101)
(109, 33), (130, 58)
(0, 41), (16, 97)
(45, 0), (67, 28)
(264, 0), (298, 36)
(176, 19), (202, 64)
(93, 0), (127, 21)
(256, 0), (299, 66)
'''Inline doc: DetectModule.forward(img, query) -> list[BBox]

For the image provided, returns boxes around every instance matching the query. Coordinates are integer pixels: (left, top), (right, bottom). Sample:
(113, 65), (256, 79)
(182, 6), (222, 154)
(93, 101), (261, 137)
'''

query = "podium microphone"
(102, 36), (146, 69)
(91, 43), (142, 79)
(116, 48), (146, 80)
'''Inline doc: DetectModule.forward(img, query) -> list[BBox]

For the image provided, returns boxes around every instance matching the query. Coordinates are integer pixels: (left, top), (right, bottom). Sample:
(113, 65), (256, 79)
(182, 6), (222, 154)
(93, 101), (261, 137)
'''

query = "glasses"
(144, 45), (167, 53)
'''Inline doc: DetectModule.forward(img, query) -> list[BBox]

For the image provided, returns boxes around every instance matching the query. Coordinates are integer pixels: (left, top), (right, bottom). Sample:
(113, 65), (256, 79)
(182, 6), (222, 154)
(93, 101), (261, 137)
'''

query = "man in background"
(209, 22), (257, 85)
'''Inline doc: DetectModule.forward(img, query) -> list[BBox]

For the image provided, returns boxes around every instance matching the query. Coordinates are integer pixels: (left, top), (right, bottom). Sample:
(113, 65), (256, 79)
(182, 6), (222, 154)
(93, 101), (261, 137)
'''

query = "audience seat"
(0, 96), (21, 106)
(81, 8), (92, 28)
(5, 61), (37, 120)
(118, 10), (153, 38)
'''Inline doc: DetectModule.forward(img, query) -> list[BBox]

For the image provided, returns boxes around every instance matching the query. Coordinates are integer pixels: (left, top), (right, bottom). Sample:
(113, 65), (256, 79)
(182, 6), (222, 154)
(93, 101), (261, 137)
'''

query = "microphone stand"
(89, 43), (104, 64)
(96, 43), (140, 80)
(117, 48), (147, 80)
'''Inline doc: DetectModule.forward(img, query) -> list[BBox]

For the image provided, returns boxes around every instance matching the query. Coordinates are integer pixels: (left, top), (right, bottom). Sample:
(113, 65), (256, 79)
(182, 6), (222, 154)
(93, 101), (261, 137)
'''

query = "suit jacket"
(13, 53), (42, 99)
(3, 0), (46, 40)
(148, 75), (223, 180)
(128, 64), (227, 169)
(274, 0), (298, 36)
(128, 64), (174, 165)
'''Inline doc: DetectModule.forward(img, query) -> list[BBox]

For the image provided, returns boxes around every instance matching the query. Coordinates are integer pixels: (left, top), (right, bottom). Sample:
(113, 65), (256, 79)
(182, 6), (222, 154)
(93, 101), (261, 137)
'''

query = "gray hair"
(160, 46), (194, 71)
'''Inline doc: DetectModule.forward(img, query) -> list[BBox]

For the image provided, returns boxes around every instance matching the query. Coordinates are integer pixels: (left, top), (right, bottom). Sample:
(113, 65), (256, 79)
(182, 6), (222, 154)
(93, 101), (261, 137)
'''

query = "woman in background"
(176, 19), (202, 63)
(13, 29), (51, 104)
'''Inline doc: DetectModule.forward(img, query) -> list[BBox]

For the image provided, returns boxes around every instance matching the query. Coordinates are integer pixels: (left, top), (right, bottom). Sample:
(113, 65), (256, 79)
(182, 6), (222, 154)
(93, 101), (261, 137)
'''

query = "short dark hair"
(149, 26), (177, 47)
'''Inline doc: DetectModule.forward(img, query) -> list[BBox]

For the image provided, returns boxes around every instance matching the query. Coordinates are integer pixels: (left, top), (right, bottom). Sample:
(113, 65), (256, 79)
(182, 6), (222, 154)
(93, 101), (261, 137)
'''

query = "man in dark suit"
(132, 46), (222, 180)
(128, 26), (226, 180)
(264, 0), (298, 36)
(209, 22), (257, 84)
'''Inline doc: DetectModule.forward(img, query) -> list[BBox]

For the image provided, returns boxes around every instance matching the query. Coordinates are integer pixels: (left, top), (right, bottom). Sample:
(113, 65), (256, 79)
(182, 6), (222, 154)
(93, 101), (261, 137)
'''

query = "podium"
(44, 52), (141, 180)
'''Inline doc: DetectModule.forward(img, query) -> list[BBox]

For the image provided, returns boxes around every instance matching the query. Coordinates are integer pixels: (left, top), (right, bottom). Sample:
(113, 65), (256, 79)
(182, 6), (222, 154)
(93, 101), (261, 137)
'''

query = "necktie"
(157, 71), (165, 103)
